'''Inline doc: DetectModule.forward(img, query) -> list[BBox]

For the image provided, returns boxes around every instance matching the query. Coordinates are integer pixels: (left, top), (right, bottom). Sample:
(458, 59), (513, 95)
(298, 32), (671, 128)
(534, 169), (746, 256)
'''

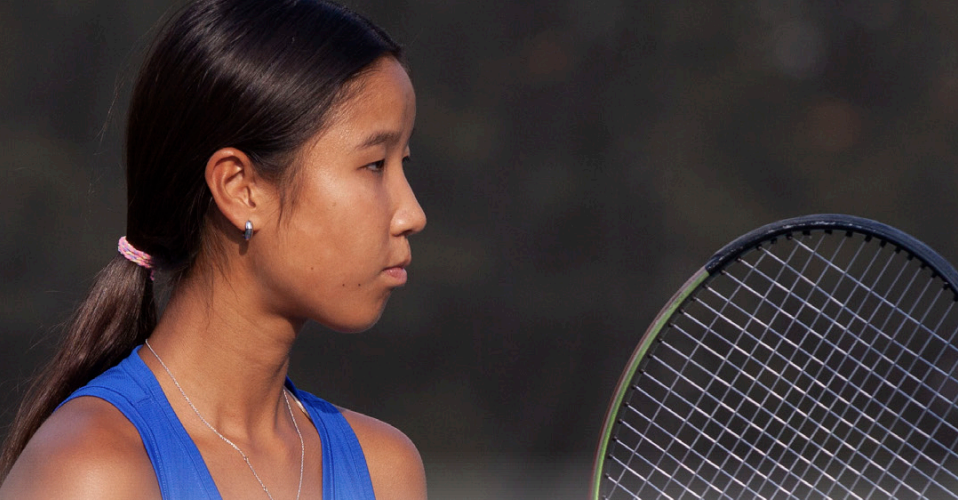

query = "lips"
(383, 252), (411, 285)
(383, 266), (408, 284)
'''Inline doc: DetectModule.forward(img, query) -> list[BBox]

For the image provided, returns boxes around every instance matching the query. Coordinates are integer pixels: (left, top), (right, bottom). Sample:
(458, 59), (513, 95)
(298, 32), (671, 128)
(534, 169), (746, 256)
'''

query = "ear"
(205, 148), (274, 239)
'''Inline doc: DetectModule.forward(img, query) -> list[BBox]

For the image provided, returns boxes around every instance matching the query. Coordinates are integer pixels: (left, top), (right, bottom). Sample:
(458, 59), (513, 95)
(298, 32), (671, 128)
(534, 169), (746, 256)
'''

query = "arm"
(0, 396), (160, 499)
(342, 410), (428, 500)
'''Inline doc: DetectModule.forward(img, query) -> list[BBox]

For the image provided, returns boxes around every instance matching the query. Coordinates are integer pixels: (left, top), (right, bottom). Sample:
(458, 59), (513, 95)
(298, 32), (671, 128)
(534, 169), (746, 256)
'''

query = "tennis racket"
(592, 214), (958, 499)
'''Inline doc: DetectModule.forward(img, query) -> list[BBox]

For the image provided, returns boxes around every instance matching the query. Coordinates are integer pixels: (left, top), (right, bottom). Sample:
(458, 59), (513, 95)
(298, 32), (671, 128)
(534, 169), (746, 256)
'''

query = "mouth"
(382, 266), (408, 285)
(383, 257), (411, 285)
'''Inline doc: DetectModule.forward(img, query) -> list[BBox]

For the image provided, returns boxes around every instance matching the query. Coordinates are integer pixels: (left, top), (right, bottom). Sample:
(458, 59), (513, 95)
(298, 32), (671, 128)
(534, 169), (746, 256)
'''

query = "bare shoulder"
(341, 408), (427, 500)
(0, 396), (159, 500)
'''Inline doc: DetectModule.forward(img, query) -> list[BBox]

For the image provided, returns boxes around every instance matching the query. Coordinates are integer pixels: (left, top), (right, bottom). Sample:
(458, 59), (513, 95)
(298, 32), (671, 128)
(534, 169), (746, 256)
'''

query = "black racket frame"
(592, 214), (958, 499)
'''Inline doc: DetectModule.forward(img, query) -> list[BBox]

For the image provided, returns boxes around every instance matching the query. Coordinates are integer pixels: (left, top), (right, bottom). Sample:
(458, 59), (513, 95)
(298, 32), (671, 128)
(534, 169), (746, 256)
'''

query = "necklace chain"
(145, 339), (304, 500)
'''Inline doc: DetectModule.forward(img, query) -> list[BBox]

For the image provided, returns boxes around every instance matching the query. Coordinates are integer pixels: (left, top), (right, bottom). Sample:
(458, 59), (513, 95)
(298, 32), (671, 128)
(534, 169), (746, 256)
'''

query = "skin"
(0, 56), (428, 499)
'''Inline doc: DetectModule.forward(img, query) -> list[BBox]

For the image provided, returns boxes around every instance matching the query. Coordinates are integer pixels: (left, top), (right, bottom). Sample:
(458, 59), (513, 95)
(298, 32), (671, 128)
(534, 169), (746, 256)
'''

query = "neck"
(142, 264), (302, 439)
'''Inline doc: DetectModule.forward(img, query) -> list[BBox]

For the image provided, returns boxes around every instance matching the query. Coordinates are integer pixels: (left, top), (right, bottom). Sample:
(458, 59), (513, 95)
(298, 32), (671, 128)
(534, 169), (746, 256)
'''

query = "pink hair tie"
(118, 236), (155, 280)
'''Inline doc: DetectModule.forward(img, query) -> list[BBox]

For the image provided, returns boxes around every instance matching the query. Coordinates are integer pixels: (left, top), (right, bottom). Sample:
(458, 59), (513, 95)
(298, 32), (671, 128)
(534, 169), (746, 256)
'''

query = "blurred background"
(3, 0), (958, 498)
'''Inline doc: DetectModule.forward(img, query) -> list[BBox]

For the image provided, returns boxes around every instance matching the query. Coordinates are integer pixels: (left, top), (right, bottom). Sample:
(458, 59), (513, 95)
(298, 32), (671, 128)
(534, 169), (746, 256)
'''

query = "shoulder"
(0, 396), (159, 500)
(341, 408), (427, 500)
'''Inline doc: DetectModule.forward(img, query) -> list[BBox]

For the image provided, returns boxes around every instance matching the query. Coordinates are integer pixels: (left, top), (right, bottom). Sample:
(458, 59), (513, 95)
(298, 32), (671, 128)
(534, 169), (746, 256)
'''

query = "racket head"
(592, 214), (958, 499)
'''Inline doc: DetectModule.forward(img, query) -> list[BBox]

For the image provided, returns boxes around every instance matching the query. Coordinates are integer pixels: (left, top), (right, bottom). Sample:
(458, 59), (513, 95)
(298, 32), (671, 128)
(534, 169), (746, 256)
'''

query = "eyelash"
(366, 156), (411, 173)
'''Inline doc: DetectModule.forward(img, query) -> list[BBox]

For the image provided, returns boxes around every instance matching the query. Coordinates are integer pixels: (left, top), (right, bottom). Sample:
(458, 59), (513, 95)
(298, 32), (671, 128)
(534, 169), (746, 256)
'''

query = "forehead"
(327, 57), (416, 138)
(292, 57), (415, 171)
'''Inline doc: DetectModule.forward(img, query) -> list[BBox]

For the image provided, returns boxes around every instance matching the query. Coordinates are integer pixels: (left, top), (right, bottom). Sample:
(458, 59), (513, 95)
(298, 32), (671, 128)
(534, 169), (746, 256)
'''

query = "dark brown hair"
(0, 0), (401, 478)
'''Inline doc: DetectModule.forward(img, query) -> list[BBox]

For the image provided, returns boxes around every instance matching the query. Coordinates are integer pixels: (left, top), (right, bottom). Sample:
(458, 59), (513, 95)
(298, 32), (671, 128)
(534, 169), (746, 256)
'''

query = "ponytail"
(0, 255), (156, 479)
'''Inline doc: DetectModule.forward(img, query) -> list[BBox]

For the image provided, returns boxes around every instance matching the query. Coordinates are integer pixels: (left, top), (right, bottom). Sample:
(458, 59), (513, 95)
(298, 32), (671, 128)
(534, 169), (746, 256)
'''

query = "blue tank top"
(59, 346), (376, 499)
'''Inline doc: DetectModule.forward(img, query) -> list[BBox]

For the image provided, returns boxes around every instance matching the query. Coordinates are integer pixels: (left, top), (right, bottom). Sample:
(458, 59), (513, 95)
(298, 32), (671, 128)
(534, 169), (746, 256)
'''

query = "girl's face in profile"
(252, 57), (425, 332)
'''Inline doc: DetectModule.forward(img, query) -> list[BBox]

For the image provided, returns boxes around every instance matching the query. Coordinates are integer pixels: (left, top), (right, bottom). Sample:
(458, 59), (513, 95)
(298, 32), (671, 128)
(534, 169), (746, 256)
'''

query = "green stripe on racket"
(592, 214), (958, 500)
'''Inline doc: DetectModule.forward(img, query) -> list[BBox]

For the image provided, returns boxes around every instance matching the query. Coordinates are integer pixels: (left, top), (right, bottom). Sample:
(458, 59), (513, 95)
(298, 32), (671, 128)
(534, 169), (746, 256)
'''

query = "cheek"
(258, 176), (395, 328)
(263, 224), (390, 331)
(282, 186), (388, 283)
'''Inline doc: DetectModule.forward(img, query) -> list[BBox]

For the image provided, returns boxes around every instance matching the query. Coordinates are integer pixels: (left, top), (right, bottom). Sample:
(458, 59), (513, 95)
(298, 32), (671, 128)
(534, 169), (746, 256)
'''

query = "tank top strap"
(58, 346), (221, 499)
(286, 380), (376, 500)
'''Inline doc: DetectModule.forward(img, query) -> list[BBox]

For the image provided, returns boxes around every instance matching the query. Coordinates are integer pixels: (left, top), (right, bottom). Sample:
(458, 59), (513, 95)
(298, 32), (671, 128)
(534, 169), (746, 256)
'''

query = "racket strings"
(621, 375), (768, 498)
(602, 230), (958, 499)
(723, 255), (947, 444)
(616, 236), (892, 494)
(691, 235), (864, 497)
(614, 242), (808, 498)
(679, 237), (831, 496)
(616, 394), (732, 498)
(726, 237), (958, 493)
(781, 238), (948, 370)
(643, 338), (819, 498)
(616, 321), (831, 498)
(675, 306), (881, 498)
(752, 237), (958, 496)
(739, 237), (958, 437)
(709, 259), (933, 497)
(752, 239), (958, 461)
(606, 236), (848, 499)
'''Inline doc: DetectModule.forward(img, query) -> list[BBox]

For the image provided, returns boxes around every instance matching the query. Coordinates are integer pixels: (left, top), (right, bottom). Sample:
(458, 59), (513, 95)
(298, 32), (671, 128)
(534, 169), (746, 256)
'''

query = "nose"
(391, 172), (427, 237)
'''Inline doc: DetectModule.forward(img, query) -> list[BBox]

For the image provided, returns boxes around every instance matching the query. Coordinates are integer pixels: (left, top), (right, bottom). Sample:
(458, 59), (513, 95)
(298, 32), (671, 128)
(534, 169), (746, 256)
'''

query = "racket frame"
(590, 214), (958, 500)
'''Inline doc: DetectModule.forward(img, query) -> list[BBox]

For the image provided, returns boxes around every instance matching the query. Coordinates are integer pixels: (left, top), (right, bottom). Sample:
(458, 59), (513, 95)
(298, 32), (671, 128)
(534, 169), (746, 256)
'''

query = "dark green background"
(3, 1), (958, 498)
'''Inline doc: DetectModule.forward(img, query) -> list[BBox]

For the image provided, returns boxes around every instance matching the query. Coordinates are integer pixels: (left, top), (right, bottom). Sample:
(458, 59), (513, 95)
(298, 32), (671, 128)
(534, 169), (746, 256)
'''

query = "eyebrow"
(355, 130), (402, 151)
(354, 126), (416, 151)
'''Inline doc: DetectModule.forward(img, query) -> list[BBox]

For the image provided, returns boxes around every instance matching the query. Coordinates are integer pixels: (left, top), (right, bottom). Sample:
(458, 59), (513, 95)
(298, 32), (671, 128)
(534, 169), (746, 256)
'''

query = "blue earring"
(244, 220), (253, 241)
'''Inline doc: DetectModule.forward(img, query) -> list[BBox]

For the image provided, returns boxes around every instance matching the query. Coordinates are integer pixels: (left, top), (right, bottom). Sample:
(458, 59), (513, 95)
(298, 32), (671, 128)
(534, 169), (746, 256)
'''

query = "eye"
(365, 159), (386, 173)
(402, 156), (411, 167)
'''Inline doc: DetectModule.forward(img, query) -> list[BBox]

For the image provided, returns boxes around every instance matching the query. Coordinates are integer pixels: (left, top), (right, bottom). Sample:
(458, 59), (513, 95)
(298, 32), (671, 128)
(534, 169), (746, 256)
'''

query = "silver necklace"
(144, 339), (304, 500)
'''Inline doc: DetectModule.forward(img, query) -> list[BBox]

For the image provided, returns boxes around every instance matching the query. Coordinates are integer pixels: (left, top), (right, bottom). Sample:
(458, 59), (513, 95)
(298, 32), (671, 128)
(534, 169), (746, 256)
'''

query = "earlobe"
(205, 148), (264, 237)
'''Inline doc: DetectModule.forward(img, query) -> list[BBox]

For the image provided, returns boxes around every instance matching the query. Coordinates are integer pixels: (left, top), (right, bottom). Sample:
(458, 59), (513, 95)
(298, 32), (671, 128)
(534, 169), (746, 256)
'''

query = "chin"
(309, 292), (393, 333)
(322, 310), (386, 334)
(331, 323), (378, 334)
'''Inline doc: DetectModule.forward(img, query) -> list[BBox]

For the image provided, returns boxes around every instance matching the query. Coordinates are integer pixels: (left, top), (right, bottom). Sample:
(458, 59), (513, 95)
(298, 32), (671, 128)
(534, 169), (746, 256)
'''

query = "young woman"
(0, 0), (427, 498)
